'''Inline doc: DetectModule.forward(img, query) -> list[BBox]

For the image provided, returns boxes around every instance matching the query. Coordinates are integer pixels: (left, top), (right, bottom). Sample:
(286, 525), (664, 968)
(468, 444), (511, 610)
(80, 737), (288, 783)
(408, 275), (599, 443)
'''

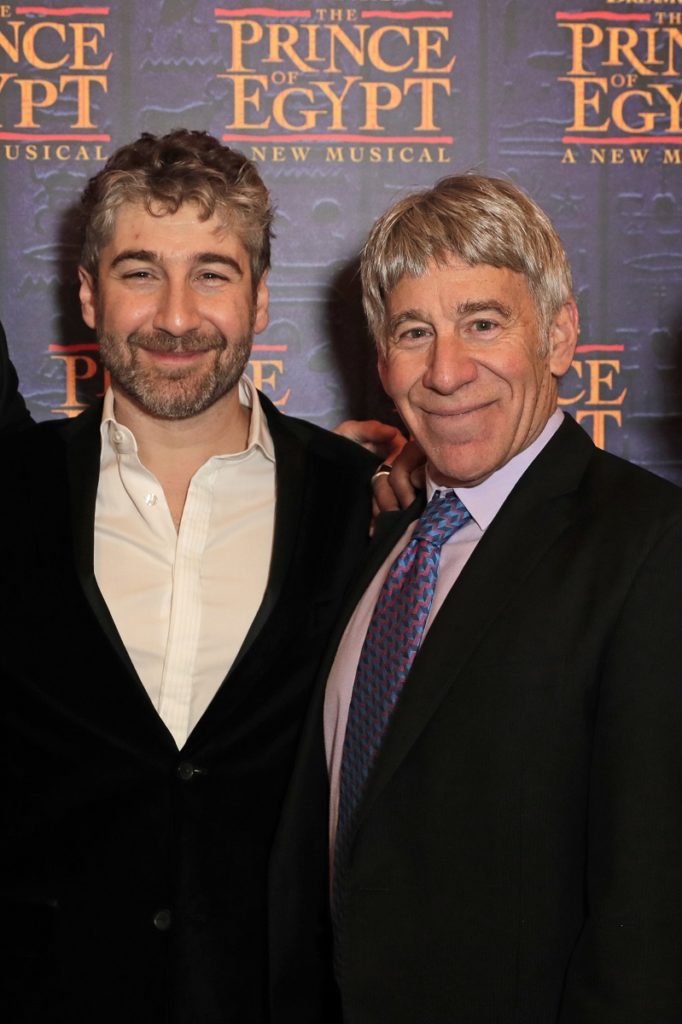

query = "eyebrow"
(387, 309), (430, 335)
(110, 250), (244, 277)
(111, 249), (157, 268)
(456, 299), (513, 320)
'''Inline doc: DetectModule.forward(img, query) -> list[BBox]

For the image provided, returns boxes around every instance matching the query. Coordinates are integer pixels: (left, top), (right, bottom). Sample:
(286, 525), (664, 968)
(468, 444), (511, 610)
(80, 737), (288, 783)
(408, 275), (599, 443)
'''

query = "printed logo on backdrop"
(558, 3), (682, 167)
(0, 4), (114, 420)
(0, 3), (112, 162)
(553, 1), (682, 448)
(46, 338), (292, 420)
(214, 3), (457, 166)
(558, 351), (628, 451)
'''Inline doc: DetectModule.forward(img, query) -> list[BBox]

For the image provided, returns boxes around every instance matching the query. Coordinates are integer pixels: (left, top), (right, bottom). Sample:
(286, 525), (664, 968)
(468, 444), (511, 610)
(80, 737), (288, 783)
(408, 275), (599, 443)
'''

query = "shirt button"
(153, 909), (172, 932)
(177, 761), (199, 782)
(112, 430), (125, 444)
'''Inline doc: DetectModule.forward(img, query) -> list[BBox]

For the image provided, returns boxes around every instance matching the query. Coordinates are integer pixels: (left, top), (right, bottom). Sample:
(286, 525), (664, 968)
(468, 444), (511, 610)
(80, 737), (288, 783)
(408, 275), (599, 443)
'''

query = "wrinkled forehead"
(385, 256), (536, 307)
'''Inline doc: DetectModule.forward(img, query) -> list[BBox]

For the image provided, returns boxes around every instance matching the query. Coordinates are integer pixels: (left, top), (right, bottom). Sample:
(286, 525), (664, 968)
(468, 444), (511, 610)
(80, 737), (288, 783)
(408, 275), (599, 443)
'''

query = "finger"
(333, 419), (405, 461)
(391, 467), (419, 510)
(372, 472), (400, 514)
(409, 464), (427, 491)
(382, 428), (407, 463)
(389, 440), (425, 509)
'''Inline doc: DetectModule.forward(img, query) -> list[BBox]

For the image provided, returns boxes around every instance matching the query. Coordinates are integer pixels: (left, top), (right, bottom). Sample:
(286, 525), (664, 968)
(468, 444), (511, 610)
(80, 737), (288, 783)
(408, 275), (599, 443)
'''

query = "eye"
(394, 325), (433, 345)
(195, 270), (233, 286)
(122, 269), (154, 280)
(471, 319), (497, 333)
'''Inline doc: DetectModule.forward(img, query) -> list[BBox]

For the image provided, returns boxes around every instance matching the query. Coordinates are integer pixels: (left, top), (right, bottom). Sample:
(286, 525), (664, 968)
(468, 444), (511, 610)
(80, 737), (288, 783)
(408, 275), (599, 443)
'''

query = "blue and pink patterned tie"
(334, 489), (471, 899)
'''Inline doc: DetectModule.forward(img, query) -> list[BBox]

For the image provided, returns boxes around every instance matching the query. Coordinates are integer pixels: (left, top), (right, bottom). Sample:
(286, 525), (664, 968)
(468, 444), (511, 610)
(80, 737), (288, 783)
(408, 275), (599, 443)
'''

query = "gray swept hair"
(361, 174), (573, 354)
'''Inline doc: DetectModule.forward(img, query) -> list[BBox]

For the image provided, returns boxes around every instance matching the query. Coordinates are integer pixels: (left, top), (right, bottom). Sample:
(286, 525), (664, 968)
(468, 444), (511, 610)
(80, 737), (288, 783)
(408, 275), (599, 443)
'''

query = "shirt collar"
(100, 375), (275, 463)
(426, 409), (564, 531)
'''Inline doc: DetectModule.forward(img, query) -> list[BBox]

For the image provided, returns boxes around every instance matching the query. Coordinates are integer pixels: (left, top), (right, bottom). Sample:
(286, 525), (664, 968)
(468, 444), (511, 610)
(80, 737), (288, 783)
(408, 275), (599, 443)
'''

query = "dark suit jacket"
(0, 393), (374, 1024)
(282, 414), (682, 1024)
(0, 320), (32, 433)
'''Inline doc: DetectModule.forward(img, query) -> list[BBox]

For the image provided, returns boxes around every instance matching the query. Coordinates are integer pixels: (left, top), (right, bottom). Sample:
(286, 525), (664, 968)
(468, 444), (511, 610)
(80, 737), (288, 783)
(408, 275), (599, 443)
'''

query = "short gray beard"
(99, 328), (252, 420)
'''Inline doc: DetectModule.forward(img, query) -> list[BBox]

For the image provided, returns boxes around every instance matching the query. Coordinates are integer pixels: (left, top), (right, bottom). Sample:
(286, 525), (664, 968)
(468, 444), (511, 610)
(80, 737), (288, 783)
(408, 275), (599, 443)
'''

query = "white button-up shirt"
(95, 377), (276, 748)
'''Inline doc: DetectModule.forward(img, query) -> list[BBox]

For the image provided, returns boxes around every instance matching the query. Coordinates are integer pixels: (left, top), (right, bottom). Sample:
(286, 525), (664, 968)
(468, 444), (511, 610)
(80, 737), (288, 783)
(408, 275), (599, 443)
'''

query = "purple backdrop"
(1, 0), (681, 480)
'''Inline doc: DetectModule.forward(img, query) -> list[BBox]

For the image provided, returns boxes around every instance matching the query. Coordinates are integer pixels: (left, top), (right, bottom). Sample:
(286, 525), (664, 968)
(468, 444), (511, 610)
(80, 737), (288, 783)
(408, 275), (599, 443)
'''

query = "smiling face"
(378, 256), (578, 488)
(78, 201), (269, 420)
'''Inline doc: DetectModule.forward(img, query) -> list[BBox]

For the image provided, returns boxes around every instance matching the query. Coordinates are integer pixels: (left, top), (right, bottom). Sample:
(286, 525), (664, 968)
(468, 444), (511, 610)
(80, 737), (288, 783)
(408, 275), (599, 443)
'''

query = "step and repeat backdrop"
(1, 0), (681, 480)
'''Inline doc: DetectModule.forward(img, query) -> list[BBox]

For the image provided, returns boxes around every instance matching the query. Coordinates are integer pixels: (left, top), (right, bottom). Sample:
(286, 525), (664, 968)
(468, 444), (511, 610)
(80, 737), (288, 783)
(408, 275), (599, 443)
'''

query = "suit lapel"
(55, 404), (176, 749)
(184, 395), (311, 748)
(65, 403), (140, 678)
(227, 395), (308, 678)
(351, 416), (595, 836)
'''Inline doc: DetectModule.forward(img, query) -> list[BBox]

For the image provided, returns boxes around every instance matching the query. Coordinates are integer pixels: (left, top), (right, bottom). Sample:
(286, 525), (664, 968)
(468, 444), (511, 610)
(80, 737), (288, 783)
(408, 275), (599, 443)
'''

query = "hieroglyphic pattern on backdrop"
(1, 0), (681, 480)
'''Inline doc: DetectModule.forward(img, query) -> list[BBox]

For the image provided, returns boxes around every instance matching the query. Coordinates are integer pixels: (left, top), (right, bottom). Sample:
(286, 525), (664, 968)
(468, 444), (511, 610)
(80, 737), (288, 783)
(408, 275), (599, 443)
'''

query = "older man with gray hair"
(313, 174), (682, 1022)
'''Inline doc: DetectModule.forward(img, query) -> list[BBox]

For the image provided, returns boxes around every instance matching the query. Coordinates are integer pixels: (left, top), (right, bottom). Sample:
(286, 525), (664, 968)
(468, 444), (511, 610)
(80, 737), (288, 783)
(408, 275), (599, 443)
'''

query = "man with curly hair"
(0, 130), (373, 1024)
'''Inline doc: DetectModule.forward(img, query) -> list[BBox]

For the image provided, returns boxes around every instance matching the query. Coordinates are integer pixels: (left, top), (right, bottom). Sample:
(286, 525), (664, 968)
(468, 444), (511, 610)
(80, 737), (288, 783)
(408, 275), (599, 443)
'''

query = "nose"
(422, 333), (477, 394)
(152, 280), (202, 337)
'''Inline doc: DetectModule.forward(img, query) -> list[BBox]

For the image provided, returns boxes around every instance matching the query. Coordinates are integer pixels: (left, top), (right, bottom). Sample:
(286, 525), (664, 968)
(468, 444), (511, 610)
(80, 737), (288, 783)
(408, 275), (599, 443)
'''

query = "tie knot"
(411, 489), (470, 547)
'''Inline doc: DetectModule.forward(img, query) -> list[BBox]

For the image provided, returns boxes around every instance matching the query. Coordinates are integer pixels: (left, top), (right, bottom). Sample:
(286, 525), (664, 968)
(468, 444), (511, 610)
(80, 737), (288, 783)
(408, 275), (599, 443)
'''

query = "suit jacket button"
(177, 761), (198, 781)
(153, 909), (172, 931)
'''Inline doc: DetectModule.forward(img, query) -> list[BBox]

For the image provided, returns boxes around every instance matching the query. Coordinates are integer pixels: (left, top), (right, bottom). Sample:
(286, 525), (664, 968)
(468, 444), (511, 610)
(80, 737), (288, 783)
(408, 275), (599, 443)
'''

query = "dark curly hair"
(80, 129), (273, 289)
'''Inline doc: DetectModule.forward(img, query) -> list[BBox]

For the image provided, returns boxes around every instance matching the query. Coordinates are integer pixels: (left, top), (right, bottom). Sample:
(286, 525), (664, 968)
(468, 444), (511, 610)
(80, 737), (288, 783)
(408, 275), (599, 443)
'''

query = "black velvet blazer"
(0, 393), (374, 1024)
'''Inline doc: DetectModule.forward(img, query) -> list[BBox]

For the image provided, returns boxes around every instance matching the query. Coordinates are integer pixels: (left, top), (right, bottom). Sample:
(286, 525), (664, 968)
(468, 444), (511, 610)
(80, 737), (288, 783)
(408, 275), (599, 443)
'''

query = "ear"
(78, 266), (97, 330)
(548, 298), (579, 378)
(253, 271), (269, 336)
